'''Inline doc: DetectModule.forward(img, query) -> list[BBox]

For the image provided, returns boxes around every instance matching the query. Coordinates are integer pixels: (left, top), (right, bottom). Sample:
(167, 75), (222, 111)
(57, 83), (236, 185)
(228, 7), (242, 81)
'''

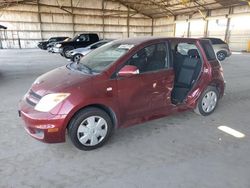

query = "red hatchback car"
(19, 37), (225, 150)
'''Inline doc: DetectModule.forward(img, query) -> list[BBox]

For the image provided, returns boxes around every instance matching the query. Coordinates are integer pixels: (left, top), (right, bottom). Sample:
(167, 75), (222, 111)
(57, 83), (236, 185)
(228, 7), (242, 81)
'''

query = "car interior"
(124, 41), (202, 105)
(128, 43), (169, 73)
(171, 42), (202, 104)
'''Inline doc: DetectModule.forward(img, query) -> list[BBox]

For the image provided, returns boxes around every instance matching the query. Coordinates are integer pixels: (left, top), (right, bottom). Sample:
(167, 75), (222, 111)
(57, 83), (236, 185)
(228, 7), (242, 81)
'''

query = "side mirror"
(118, 65), (139, 77)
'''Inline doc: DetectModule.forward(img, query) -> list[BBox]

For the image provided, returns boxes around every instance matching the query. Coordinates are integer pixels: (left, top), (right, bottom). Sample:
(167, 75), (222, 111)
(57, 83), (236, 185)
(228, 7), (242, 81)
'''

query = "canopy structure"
(0, 0), (249, 17)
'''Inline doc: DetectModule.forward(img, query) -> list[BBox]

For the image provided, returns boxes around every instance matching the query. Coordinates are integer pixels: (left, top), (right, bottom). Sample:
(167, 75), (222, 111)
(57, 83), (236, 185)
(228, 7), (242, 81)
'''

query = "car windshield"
(77, 42), (133, 73)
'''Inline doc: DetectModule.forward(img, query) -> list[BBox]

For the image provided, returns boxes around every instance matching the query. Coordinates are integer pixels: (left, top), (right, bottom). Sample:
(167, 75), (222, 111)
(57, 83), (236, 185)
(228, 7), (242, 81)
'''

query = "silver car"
(203, 38), (231, 61)
(69, 39), (113, 62)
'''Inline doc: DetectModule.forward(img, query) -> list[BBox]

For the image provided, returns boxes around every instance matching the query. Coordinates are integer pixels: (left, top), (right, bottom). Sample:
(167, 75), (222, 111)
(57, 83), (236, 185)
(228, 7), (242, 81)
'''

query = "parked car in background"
(37, 37), (69, 50)
(69, 39), (113, 62)
(202, 38), (231, 61)
(54, 33), (99, 58)
(19, 37), (225, 150)
(47, 37), (71, 53)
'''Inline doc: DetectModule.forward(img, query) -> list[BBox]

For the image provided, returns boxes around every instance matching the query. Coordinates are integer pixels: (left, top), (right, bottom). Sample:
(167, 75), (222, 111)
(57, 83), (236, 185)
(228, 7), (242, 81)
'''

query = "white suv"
(203, 38), (231, 61)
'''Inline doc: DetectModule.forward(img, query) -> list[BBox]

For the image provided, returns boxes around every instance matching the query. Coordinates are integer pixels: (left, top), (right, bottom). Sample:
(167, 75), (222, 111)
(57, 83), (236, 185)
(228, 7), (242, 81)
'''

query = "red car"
(19, 37), (225, 150)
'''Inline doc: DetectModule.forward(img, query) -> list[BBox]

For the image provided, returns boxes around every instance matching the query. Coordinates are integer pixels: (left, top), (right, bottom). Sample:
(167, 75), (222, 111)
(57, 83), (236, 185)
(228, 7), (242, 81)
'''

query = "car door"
(116, 42), (174, 121)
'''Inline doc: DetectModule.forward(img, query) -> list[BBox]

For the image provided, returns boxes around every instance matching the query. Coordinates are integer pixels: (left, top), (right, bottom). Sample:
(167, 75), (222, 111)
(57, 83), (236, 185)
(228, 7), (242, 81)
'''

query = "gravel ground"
(0, 49), (250, 188)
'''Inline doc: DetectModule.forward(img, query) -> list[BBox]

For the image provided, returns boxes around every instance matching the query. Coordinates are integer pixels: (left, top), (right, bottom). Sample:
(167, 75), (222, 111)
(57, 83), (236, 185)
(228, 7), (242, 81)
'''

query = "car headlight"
(56, 44), (62, 48)
(35, 93), (70, 112)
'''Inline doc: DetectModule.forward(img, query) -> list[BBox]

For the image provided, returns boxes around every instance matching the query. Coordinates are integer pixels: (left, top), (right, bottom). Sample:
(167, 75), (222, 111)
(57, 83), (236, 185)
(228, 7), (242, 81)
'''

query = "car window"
(200, 40), (216, 61)
(78, 35), (90, 42)
(49, 38), (57, 42)
(210, 38), (226, 45)
(177, 43), (197, 56)
(91, 42), (106, 49)
(127, 42), (169, 73)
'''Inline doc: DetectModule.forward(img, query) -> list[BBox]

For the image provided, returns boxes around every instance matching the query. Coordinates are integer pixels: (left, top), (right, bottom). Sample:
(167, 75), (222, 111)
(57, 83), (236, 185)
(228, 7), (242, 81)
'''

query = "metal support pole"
(187, 15), (191, 38)
(151, 18), (154, 36)
(71, 0), (75, 36)
(173, 15), (176, 37)
(102, 0), (105, 39)
(204, 10), (210, 37)
(37, 0), (43, 40)
(127, 7), (130, 38)
(225, 7), (233, 43)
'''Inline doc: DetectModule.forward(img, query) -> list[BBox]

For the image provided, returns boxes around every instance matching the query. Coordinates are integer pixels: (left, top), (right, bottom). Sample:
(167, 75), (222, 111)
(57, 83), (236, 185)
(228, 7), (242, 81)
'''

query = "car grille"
(25, 90), (42, 107)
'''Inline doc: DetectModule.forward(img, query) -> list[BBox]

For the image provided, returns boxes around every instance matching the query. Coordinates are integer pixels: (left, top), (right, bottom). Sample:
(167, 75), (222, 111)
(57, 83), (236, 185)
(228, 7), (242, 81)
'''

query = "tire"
(68, 107), (114, 150)
(217, 51), (226, 61)
(194, 86), (219, 116)
(73, 53), (83, 63)
(63, 46), (74, 58)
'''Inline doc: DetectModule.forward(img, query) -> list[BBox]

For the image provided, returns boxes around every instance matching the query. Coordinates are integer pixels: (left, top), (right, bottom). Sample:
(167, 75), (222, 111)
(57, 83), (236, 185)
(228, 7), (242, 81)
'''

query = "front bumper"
(52, 47), (61, 53)
(19, 98), (68, 143)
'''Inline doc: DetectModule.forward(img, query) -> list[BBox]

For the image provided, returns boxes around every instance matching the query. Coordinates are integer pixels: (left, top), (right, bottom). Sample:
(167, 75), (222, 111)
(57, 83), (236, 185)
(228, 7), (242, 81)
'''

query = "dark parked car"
(202, 38), (231, 61)
(47, 37), (71, 53)
(19, 37), (225, 150)
(54, 33), (99, 58)
(37, 37), (69, 50)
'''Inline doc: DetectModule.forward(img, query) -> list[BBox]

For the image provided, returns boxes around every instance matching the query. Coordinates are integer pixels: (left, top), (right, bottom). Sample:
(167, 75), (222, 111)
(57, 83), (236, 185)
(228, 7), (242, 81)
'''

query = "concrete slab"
(0, 49), (250, 188)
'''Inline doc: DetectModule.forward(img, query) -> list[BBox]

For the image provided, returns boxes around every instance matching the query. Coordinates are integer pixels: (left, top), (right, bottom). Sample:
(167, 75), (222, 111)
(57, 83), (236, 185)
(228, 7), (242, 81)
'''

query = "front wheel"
(63, 46), (74, 58)
(194, 86), (219, 116)
(68, 107), (114, 150)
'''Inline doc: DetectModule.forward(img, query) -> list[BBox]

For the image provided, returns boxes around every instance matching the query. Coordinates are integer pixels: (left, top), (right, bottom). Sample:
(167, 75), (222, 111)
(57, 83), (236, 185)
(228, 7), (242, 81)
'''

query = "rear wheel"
(194, 86), (219, 116)
(68, 107), (114, 150)
(73, 53), (83, 63)
(217, 51), (226, 61)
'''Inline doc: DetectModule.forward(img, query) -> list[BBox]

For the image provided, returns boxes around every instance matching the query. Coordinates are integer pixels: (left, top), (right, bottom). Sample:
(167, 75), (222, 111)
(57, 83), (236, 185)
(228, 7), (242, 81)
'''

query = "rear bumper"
(18, 99), (68, 143)
(227, 50), (232, 57)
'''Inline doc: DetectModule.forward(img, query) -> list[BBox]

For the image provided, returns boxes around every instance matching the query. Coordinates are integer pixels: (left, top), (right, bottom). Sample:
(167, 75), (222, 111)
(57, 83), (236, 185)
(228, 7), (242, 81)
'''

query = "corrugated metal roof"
(111, 0), (249, 18)
(0, 0), (249, 17)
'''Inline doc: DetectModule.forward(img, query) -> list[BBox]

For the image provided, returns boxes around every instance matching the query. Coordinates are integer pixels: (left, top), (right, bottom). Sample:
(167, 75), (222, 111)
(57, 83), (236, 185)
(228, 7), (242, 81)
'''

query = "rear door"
(185, 40), (217, 108)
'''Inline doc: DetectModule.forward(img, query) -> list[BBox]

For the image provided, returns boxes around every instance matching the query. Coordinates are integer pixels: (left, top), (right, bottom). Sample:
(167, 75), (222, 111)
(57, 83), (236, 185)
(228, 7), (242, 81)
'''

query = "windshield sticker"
(118, 44), (134, 50)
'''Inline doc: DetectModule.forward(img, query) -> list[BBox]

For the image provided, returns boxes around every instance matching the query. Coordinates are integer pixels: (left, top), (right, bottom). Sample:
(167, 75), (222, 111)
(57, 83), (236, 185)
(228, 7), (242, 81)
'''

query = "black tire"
(73, 53), (83, 63)
(217, 51), (226, 61)
(68, 107), (114, 150)
(194, 86), (219, 116)
(63, 46), (74, 58)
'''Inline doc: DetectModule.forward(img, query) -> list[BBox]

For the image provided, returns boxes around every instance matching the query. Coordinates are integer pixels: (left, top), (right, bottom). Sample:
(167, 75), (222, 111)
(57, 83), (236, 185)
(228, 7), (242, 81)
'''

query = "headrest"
(188, 49), (199, 58)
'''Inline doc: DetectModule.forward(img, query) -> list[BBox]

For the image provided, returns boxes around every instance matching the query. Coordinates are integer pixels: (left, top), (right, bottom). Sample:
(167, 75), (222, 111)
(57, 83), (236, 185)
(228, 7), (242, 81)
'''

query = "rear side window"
(200, 40), (216, 61)
(210, 38), (226, 45)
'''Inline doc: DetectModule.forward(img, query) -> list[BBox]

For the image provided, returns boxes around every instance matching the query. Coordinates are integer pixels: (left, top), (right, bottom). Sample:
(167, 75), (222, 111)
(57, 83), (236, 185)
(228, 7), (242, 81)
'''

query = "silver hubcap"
(74, 55), (81, 62)
(65, 50), (71, 57)
(201, 91), (217, 113)
(77, 116), (108, 146)
(218, 53), (225, 60)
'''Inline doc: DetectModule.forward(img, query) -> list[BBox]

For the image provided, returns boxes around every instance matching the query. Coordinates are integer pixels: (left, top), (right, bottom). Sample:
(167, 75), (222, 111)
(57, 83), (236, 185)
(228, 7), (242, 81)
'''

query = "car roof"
(112, 37), (203, 46)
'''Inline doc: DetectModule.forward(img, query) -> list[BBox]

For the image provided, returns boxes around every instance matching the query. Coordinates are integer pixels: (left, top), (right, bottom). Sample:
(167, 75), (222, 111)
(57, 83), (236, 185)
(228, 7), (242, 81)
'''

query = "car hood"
(30, 65), (92, 96)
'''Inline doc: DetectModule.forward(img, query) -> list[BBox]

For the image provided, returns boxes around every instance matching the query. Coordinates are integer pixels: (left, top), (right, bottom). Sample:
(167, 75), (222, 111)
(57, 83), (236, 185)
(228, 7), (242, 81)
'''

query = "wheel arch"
(66, 103), (118, 130)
